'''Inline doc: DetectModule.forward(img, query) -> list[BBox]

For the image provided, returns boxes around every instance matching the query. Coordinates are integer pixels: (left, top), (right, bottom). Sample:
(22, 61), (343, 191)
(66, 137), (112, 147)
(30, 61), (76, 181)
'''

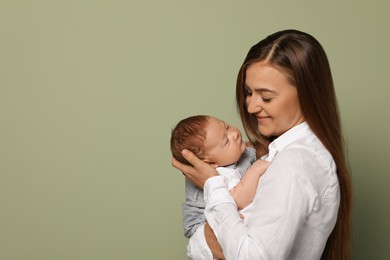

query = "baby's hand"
(250, 159), (270, 177)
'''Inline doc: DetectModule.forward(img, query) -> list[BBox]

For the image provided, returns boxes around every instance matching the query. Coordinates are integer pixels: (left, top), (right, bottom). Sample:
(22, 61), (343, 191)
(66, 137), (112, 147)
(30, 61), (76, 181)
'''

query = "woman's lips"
(257, 116), (272, 121)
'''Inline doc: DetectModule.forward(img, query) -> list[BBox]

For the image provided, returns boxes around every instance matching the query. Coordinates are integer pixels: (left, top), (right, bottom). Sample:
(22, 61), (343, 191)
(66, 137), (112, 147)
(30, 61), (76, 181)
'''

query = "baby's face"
(202, 117), (246, 167)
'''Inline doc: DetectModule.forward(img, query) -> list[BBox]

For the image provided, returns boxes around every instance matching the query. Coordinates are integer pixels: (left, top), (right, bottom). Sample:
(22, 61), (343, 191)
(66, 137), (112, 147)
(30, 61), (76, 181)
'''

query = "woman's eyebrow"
(256, 88), (277, 94)
(245, 83), (276, 93)
(245, 84), (276, 94)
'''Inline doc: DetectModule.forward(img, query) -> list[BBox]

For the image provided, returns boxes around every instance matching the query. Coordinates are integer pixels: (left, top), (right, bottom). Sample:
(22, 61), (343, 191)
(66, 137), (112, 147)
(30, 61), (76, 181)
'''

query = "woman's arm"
(177, 148), (324, 259)
(230, 160), (269, 210)
(202, 149), (328, 259)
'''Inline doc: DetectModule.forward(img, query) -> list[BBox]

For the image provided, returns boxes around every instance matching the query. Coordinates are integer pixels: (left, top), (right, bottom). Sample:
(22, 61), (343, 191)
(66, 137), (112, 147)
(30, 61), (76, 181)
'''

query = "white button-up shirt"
(204, 122), (340, 260)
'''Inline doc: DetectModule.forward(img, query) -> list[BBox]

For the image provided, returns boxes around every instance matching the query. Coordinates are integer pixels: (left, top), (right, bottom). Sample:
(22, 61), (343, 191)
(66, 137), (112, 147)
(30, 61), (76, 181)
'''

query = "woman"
(172, 29), (352, 260)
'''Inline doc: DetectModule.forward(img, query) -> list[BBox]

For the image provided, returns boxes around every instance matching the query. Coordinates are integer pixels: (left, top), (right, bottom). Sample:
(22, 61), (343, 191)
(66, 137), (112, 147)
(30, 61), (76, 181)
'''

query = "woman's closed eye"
(261, 97), (273, 102)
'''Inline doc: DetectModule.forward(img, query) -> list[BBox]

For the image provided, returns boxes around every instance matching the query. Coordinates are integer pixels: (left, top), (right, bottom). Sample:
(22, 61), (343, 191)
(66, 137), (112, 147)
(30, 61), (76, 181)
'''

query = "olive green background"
(1, 1), (389, 259)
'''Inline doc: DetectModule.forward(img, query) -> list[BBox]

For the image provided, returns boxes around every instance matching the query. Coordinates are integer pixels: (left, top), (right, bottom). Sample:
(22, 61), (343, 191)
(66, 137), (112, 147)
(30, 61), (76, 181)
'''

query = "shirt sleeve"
(204, 148), (319, 259)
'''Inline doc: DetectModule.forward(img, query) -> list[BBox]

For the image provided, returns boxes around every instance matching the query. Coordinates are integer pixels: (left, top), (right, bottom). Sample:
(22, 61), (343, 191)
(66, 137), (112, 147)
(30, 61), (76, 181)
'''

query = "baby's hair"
(170, 115), (210, 165)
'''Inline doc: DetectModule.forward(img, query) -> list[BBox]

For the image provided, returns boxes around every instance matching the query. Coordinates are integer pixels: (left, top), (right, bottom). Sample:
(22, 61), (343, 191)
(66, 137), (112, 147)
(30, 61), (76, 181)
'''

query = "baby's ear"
(203, 158), (219, 168)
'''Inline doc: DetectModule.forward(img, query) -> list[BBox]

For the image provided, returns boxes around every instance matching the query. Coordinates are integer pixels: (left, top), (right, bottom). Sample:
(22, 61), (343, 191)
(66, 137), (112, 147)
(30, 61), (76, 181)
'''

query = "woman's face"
(245, 63), (304, 137)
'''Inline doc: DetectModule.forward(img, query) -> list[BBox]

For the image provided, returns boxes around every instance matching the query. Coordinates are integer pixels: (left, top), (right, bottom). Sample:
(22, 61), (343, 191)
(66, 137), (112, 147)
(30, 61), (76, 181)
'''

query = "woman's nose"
(247, 96), (261, 114)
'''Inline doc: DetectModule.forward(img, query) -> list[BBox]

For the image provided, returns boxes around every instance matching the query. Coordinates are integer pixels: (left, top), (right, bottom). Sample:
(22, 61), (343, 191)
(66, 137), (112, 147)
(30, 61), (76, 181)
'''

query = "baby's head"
(171, 115), (246, 167)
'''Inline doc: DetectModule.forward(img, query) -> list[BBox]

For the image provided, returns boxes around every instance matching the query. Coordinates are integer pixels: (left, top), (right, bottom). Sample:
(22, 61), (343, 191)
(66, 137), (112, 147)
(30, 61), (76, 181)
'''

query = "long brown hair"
(236, 29), (352, 259)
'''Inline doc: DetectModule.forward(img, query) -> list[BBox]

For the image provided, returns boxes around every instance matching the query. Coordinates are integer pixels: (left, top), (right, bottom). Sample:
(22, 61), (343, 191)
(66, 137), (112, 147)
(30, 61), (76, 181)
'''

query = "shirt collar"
(263, 121), (312, 162)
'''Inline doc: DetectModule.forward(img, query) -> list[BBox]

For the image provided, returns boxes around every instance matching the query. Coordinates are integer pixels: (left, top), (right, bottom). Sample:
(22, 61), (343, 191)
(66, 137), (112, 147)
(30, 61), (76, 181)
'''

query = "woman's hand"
(171, 149), (219, 189)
